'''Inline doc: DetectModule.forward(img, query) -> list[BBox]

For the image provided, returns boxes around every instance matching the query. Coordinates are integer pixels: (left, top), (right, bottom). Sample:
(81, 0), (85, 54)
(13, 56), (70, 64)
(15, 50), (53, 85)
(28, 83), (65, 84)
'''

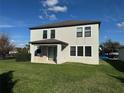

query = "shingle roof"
(30, 39), (68, 45)
(30, 20), (100, 29)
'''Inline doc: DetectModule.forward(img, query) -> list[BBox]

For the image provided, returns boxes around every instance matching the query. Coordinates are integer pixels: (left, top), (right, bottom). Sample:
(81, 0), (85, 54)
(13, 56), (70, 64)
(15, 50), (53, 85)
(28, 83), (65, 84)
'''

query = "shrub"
(15, 52), (31, 62)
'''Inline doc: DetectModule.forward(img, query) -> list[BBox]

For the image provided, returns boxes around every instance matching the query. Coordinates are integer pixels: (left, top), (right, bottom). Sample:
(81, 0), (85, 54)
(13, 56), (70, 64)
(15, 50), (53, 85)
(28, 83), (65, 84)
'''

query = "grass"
(0, 59), (124, 93)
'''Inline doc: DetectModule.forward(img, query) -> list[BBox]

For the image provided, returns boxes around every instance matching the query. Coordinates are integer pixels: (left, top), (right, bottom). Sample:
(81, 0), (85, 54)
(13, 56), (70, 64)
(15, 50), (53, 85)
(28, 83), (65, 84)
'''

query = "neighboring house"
(29, 20), (100, 64)
(119, 46), (124, 61)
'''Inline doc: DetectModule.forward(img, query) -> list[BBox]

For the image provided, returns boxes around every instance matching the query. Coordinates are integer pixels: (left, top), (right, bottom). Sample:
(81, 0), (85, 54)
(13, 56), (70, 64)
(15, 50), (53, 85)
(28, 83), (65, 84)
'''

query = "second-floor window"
(51, 30), (55, 38)
(43, 30), (47, 39)
(77, 27), (83, 37)
(85, 27), (91, 37)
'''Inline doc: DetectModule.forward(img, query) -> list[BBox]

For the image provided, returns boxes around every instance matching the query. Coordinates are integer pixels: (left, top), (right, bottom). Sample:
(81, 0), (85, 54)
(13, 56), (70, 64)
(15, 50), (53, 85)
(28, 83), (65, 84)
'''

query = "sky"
(0, 0), (124, 47)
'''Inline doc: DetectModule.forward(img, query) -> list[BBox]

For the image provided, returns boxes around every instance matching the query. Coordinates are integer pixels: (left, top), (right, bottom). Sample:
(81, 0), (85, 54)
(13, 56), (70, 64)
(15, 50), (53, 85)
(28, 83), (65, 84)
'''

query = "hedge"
(15, 52), (31, 62)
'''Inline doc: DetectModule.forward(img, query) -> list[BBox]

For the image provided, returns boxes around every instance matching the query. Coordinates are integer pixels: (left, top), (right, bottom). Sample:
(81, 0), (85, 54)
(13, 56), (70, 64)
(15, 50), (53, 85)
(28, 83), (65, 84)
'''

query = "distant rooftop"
(119, 45), (124, 49)
(30, 20), (100, 29)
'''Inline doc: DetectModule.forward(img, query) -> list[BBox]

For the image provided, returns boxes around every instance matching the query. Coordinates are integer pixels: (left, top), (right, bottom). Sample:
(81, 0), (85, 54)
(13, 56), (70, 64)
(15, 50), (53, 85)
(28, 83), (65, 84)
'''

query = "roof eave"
(29, 39), (68, 45)
(29, 22), (101, 30)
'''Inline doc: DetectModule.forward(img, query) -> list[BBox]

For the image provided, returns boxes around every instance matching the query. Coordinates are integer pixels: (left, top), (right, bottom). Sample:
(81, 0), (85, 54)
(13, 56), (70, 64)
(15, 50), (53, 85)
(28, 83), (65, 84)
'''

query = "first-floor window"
(70, 46), (76, 56)
(77, 46), (83, 56)
(85, 46), (92, 56)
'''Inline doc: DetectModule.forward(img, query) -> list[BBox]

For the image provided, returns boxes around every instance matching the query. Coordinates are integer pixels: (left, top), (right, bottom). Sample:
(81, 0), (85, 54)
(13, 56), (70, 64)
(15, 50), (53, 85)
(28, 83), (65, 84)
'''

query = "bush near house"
(15, 46), (31, 62)
(15, 52), (31, 62)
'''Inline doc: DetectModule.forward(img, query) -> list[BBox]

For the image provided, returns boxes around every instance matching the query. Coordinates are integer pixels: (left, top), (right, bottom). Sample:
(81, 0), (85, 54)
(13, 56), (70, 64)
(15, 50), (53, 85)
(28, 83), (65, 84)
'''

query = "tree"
(99, 44), (104, 56)
(0, 34), (15, 58)
(24, 43), (30, 53)
(102, 39), (120, 53)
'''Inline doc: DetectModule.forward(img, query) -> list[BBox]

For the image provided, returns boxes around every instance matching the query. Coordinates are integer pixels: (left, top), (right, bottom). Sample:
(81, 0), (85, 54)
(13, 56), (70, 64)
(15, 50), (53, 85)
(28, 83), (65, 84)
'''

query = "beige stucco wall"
(33, 56), (56, 64)
(30, 24), (99, 64)
(119, 48), (124, 61)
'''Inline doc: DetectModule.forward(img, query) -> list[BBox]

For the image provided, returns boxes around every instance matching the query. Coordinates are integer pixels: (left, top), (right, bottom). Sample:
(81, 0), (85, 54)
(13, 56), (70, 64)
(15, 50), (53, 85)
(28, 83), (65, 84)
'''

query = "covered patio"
(30, 39), (68, 64)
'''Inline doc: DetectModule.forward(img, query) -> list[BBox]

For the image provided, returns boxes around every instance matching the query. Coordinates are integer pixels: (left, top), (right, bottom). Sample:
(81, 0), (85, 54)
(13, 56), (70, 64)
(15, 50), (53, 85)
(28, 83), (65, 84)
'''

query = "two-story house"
(29, 20), (100, 64)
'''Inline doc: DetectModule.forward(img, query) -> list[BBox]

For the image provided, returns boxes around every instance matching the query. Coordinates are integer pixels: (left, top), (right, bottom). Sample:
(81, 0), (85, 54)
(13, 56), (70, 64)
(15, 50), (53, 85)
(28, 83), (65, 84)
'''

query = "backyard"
(0, 59), (124, 93)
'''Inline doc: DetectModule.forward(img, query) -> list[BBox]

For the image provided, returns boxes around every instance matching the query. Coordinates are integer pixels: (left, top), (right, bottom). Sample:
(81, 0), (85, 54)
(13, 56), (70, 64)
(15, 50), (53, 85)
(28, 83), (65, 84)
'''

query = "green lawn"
(0, 59), (124, 93)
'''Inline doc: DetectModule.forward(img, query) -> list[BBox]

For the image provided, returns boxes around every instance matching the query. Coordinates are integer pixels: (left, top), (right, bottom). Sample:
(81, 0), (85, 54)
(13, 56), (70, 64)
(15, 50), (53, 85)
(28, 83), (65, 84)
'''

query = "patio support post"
(30, 44), (37, 62)
(57, 44), (61, 64)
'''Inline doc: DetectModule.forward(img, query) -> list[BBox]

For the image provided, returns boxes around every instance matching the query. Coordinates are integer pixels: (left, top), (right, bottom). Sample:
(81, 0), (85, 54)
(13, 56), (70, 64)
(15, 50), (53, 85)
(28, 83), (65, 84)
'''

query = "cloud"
(15, 43), (26, 48)
(117, 22), (124, 29)
(39, 0), (68, 20)
(0, 24), (14, 28)
(43, 0), (58, 7)
(14, 40), (28, 48)
(11, 40), (16, 42)
(18, 43), (25, 46)
(43, 10), (57, 20)
(70, 14), (77, 18)
(38, 15), (44, 19)
(47, 14), (57, 20)
(104, 35), (108, 40)
(48, 6), (67, 12)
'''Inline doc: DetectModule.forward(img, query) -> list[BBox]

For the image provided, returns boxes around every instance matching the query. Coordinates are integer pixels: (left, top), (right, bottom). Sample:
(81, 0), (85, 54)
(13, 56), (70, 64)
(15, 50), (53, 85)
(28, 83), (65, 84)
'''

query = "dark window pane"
(85, 27), (91, 37)
(77, 27), (83, 37)
(77, 32), (82, 37)
(77, 46), (83, 56)
(37, 49), (41, 54)
(85, 31), (91, 37)
(41, 46), (47, 56)
(43, 30), (47, 39)
(35, 48), (41, 56)
(51, 30), (55, 38)
(85, 27), (91, 30)
(77, 27), (82, 32)
(85, 46), (92, 56)
(70, 46), (76, 56)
